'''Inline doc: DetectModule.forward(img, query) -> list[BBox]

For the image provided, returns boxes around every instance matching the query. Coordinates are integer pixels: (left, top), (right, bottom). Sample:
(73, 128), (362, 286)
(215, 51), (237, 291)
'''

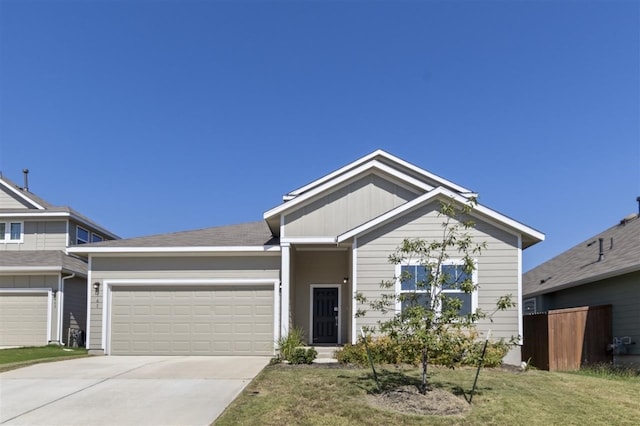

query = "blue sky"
(0, 0), (638, 271)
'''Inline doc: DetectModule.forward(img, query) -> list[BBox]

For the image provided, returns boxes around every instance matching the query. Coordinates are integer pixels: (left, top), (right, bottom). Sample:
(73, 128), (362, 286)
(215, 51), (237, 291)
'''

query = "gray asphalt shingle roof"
(0, 176), (119, 239)
(523, 213), (640, 297)
(84, 221), (279, 248)
(0, 251), (88, 275)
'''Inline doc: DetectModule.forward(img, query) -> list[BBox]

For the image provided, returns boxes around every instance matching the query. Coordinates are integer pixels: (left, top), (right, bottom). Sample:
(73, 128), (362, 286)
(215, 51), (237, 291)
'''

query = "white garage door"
(109, 285), (274, 355)
(0, 292), (49, 347)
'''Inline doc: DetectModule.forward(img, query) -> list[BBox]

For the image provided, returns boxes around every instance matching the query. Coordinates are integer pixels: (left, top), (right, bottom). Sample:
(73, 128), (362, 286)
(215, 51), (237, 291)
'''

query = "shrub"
(276, 327), (306, 361)
(276, 327), (317, 364)
(335, 332), (510, 368)
(288, 347), (318, 365)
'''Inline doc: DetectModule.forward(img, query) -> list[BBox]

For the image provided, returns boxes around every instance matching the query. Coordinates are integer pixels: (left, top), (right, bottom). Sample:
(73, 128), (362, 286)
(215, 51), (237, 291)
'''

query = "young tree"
(356, 197), (516, 394)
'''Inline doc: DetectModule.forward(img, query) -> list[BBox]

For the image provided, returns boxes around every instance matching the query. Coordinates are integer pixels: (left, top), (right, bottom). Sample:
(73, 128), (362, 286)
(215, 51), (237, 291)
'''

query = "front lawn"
(0, 345), (88, 372)
(215, 364), (640, 425)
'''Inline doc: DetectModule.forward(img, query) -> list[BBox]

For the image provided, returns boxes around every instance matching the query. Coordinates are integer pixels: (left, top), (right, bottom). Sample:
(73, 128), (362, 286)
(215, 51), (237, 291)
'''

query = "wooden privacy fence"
(522, 305), (612, 371)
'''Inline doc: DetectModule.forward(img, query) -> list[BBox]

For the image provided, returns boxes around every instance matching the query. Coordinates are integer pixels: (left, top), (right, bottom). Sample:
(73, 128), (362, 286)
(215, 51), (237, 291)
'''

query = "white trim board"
(265, 160), (434, 219)
(284, 150), (471, 200)
(337, 186), (545, 244)
(101, 278), (280, 356)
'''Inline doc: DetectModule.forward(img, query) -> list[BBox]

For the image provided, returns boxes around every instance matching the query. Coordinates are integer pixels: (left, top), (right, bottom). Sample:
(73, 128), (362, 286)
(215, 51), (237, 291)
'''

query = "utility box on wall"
(522, 305), (612, 371)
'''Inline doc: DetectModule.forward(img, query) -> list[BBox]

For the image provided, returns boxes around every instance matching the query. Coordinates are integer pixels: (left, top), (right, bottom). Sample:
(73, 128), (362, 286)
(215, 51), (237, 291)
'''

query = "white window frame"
(76, 226), (90, 245)
(0, 221), (24, 243)
(91, 233), (103, 243)
(395, 259), (478, 317)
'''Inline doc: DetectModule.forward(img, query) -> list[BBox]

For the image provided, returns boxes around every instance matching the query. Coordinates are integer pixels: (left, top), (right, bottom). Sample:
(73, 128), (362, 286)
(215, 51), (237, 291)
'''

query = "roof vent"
(22, 169), (29, 191)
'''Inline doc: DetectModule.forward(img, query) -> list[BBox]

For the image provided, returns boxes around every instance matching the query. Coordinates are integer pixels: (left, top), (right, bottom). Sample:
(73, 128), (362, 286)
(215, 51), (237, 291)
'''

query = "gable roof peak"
(282, 149), (472, 202)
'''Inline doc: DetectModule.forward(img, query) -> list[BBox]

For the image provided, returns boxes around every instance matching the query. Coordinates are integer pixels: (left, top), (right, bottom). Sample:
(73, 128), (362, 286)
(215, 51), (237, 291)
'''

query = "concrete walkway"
(0, 356), (270, 426)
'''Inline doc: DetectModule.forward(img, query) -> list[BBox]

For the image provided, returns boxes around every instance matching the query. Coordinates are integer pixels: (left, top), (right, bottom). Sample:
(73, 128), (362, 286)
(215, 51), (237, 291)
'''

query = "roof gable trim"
(264, 159), (434, 219)
(337, 187), (545, 243)
(0, 179), (46, 209)
(285, 150), (471, 199)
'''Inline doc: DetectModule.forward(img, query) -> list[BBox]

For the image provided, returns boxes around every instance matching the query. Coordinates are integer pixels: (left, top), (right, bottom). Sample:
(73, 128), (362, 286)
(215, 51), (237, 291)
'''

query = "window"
(398, 264), (431, 312)
(0, 221), (23, 242)
(523, 298), (536, 314)
(91, 233), (103, 243)
(396, 260), (478, 316)
(441, 264), (473, 316)
(76, 226), (89, 244)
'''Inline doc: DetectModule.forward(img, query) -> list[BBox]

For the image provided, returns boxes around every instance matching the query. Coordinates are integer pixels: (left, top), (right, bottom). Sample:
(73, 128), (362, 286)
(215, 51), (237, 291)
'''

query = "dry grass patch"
(215, 363), (640, 426)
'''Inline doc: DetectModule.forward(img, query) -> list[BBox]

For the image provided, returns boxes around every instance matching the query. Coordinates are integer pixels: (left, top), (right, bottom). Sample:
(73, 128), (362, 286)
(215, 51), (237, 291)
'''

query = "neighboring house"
(523, 204), (640, 366)
(69, 150), (544, 364)
(0, 172), (119, 347)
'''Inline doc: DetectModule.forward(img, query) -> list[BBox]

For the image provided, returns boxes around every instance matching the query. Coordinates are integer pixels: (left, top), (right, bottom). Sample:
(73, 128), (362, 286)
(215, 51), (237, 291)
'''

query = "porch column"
(280, 243), (291, 338)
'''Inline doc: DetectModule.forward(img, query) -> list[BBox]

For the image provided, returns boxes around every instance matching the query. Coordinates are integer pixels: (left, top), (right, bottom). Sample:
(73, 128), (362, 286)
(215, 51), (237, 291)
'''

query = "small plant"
(288, 347), (318, 365)
(276, 327), (317, 364)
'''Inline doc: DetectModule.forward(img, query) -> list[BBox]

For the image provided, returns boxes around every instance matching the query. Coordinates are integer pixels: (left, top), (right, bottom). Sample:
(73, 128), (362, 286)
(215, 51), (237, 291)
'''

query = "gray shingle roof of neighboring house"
(0, 251), (88, 275)
(0, 175), (119, 239)
(83, 221), (279, 248)
(523, 213), (640, 298)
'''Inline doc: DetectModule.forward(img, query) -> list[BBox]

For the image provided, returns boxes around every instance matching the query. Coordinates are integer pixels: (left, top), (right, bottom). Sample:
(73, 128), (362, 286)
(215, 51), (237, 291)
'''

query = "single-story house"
(523, 202), (640, 366)
(70, 150), (544, 364)
(0, 172), (119, 347)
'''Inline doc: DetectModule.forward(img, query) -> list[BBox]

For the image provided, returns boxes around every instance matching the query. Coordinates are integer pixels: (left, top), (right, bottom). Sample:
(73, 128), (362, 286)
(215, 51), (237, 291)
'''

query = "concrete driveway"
(0, 356), (270, 426)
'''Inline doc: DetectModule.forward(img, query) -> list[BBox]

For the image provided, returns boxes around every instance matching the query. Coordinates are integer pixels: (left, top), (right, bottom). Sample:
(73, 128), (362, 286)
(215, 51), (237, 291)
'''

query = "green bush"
(276, 327), (306, 361)
(288, 347), (318, 365)
(276, 327), (317, 364)
(335, 332), (510, 368)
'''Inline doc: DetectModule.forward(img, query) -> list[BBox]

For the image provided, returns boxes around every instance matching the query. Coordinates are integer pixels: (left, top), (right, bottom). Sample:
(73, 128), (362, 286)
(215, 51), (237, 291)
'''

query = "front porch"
(281, 245), (354, 346)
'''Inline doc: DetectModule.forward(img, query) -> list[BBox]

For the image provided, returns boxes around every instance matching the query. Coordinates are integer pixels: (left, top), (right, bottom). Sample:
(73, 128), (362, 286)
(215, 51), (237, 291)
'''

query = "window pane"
(91, 234), (103, 243)
(443, 293), (472, 315)
(10, 223), (21, 240)
(0, 223), (5, 240)
(77, 227), (89, 244)
(401, 292), (431, 313)
(442, 264), (470, 290)
(400, 265), (429, 291)
(400, 265), (416, 291)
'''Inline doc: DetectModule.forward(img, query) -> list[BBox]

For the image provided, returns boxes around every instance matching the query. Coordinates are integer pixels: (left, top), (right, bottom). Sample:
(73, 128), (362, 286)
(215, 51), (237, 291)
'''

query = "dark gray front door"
(312, 287), (338, 344)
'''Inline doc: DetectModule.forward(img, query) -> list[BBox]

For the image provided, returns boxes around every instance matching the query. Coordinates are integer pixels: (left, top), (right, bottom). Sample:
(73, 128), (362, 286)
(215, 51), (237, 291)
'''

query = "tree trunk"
(420, 346), (428, 394)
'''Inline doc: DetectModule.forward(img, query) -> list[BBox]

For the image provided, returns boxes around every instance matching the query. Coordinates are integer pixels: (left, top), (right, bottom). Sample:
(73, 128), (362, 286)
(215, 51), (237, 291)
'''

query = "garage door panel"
(110, 285), (274, 355)
(0, 293), (49, 346)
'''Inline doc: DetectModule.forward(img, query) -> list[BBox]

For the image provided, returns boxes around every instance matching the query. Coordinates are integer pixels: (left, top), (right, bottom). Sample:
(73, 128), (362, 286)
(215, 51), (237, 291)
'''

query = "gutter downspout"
(59, 273), (76, 345)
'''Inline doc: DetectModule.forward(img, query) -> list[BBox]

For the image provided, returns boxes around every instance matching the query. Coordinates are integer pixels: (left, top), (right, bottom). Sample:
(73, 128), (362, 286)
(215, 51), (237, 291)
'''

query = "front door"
(312, 287), (338, 344)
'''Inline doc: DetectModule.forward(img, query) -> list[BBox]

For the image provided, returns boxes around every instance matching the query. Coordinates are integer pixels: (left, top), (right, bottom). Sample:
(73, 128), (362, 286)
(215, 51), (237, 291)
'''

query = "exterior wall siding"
(1, 220), (67, 251)
(292, 249), (350, 344)
(284, 174), (418, 237)
(0, 189), (32, 208)
(354, 201), (521, 350)
(545, 271), (640, 356)
(62, 276), (88, 345)
(88, 255), (281, 350)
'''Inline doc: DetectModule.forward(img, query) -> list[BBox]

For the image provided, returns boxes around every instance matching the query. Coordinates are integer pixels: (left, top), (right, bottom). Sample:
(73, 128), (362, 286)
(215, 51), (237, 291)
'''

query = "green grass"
(214, 364), (640, 426)
(0, 345), (88, 371)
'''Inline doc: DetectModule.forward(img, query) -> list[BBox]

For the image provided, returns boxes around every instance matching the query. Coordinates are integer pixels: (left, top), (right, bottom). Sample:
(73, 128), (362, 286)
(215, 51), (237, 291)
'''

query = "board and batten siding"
(284, 174), (418, 237)
(88, 255), (281, 351)
(1, 220), (67, 251)
(546, 270), (640, 356)
(355, 201), (521, 343)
